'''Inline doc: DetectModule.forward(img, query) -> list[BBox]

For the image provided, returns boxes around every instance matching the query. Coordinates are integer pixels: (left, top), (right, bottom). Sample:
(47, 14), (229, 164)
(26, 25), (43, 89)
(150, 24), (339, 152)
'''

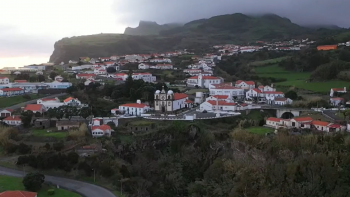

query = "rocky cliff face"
(124, 21), (182, 36)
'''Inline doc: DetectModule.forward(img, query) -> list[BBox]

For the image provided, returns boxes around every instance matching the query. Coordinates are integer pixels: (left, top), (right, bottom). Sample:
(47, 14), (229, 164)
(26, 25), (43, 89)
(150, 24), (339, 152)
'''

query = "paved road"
(1, 93), (67, 111)
(322, 110), (343, 121)
(0, 166), (116, 197)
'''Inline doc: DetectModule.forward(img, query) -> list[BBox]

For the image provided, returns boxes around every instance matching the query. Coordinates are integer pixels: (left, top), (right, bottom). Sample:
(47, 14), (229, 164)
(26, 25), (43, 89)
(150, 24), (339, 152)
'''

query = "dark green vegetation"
(22, 172), (45, 192)
(50, 13), (346, 63)
(0, 174), (81, 197)
(124, 21), (182, 35)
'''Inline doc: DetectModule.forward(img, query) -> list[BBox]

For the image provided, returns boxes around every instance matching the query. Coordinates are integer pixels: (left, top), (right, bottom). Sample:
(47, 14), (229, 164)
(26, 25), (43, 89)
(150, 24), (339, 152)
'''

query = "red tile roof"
(174, 93), (188, 100)
(6, 108), (14, 112)
(92, 124), (111, 131)
(207, 100), (236, 106)
(4, 115), (21, 121)
(0, 77), (9, 79)
(64, 97), (74, 103)
(292, 117), (313, 122)
(24, 104), (43, 112)
(312, 120), (330, 127)
(120, 103), (147, 108)
(332, 88), (346, 91)
(1, 87), (23, 92)
(267, 117), (282, 122)
(330, 97), (344, 100)
(185, 99), (193, 103)
(329, 124), (341, 128)
(212, 95), (229, 99)
(235, 80), (255, 85)
(0, 191), (37, 197)
(251, 88), (262, 93)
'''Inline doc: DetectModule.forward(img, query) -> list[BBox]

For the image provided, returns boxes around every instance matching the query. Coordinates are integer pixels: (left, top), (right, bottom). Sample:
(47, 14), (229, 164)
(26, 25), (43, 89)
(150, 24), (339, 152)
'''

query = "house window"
(301, 124), (304, 127)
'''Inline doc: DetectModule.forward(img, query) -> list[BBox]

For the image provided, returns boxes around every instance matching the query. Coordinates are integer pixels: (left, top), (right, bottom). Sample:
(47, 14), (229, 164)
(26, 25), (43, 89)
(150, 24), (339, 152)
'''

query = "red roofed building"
(209, 83), (245, 98)
(3, 115), (22, 126)
(330, 97), (344, 106)
(0, 87), (24, 96)
(266, 117), (283, 128)
(0, 191), (37, 197)
(187, 73), (223, 88)
(63, 97), (81, 106)
(24, 104), (46, 114)
(76, 73), (96, 79)
(154, 87), (192, 113)
(235, 80), (255, 89)
(200, 100), (236, 112)
(0, 76), (9, 84)
(119, 100), (150, 116)
(330, 87), (346, 97)
(92, 124), (112, 137)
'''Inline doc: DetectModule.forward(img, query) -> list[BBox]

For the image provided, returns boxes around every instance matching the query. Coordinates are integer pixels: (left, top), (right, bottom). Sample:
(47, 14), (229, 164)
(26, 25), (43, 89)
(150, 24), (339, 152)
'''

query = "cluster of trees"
(17, 151), (79, 172)
(14, 73), (45, 82)
(23, 172), (45, 192)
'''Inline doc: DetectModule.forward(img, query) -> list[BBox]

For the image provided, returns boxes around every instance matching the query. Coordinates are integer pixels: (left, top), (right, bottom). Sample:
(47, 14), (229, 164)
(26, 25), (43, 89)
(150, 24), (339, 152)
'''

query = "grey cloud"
(0, 25), (54, 58)
(113, 0), (350, 28)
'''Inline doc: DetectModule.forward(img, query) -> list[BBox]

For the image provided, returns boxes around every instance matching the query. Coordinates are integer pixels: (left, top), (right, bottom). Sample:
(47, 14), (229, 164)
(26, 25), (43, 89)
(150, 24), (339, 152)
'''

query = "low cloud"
(112, 0), (350, 28)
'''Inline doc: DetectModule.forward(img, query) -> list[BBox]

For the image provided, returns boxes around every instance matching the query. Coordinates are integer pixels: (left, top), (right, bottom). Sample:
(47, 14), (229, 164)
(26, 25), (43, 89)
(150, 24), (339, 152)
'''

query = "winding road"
(0, 166), (116, 197)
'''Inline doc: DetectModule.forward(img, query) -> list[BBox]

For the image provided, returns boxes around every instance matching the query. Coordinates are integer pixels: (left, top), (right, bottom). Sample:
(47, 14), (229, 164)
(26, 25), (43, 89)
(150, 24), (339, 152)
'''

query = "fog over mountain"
(113, 0), (350, 28)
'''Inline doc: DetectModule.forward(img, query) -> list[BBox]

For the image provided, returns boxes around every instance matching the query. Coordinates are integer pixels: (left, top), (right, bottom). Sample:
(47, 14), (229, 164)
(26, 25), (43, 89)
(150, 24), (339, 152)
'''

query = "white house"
(94, 68), (107, 75)
(209, 83), (245, 98)
(284, 117), (313, 128)
(311, 120), (342, 132)
(258, 85), (276, 92)
(330, 87), (346, 97)
(118, 100), (150, 116)
(76, 73), (96, 79)
(246, 88), (263, 98)
(346, 41), (350, 47)
(235, 80), (255, 89)
(274, 97), (293, 105)
(132, 73), (156, 83)
(200, 100), (236, 112)
(330, 97), (344, 106)
(63, 97), (82, 106)
(84, 78), (95, 86)
(3, 115), (22, 126)
(264, 91), (285, 103)
(0, 88), (25, 97)
(0, 77), (9, 84)
(187, 73), (223, 88)
(0, 109), (13, 117)
(266, 117), (283, 128)
(206, 95), (232, 102)
(37, 97), (64, 109)
(92, 124), (112, 137)
(138, 63), (150, 70)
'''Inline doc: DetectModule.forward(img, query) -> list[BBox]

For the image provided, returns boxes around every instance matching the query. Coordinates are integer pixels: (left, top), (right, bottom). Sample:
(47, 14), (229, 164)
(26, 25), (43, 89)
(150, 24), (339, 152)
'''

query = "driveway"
(1, 93), (67, 111)
(0, 166), (116, 197)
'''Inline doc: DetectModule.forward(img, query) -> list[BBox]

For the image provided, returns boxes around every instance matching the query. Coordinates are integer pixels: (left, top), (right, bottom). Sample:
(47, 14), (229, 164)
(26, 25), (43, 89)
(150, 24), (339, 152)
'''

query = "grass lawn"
(0, 94), (43, 108)
(186, 88), (209, 95)
(250, 56), (290, 66)
(254, 65), (349, 93)
(0, 175), (81, 197)
(246, 127), (273, 135)
(32, 129), (67, 139)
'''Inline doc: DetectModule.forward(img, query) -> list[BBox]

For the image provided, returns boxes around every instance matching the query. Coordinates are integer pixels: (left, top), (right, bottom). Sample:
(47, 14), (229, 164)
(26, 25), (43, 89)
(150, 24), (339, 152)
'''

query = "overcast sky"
(1, 0), (349, 68)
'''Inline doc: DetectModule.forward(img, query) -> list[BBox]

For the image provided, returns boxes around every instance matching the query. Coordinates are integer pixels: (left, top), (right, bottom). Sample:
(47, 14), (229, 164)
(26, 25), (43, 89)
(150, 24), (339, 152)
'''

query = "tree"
(79, 107), (91, 119)
(67, 152), (79, 164)
(38, 75), (45, 82)
(49, 72), (58, 80)
(18, 143), (32, 154)
(22, 172), (45, 192)
(53, 141), (64, 151)
(34, 112), (41, 117)
(106, 66), (117, 73)
(66, 85), (78, 94)
(285, 90), (298, 100)
(29, 76), (37, 82)
(20, 111), (34, 127)
(46, 108), (57, 119)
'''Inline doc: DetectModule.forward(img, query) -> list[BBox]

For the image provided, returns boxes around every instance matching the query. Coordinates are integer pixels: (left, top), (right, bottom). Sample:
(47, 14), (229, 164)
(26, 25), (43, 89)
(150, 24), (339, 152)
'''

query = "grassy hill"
(49, 13), (340, 63)
(124, 21), (182, 36)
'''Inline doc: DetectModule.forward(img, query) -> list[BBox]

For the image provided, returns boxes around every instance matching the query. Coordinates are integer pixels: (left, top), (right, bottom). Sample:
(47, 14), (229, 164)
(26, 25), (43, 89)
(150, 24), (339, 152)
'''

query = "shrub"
(22, 94), (32, 100)
(47, 189), (55, 195)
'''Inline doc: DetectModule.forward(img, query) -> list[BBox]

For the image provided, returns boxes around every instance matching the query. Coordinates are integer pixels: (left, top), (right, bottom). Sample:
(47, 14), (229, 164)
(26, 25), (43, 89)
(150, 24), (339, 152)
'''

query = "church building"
(154, 87), (193, 113)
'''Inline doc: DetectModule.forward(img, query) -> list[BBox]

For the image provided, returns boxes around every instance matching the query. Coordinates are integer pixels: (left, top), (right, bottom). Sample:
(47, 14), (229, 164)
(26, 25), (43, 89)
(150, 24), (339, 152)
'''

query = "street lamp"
(92, 169), (95, 182)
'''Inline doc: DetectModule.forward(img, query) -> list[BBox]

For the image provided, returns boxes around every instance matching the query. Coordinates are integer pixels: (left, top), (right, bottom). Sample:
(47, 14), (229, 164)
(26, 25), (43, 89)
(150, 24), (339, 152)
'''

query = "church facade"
(154, 87), (193, 113)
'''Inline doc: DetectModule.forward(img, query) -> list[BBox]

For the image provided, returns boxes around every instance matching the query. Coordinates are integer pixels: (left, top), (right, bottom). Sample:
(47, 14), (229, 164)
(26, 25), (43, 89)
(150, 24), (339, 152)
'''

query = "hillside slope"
(50, 13), (327, 63)
(124, 21), (182, 35)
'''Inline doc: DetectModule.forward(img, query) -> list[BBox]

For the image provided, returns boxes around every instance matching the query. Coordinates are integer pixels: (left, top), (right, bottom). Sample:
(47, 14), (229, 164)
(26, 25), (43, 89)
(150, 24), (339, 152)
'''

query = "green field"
(32, 129), (67, 139)
(254, 65), (349, 93)
(0, 175), (81, 197)
(0, 94), (43, 108)
(246, 127), (273, 135)
(250, 56), (290, 66)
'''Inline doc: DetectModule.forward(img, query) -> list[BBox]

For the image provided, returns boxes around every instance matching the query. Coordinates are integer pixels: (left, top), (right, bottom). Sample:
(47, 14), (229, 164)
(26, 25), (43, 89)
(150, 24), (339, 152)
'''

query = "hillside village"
(0, 37), (349, 139)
